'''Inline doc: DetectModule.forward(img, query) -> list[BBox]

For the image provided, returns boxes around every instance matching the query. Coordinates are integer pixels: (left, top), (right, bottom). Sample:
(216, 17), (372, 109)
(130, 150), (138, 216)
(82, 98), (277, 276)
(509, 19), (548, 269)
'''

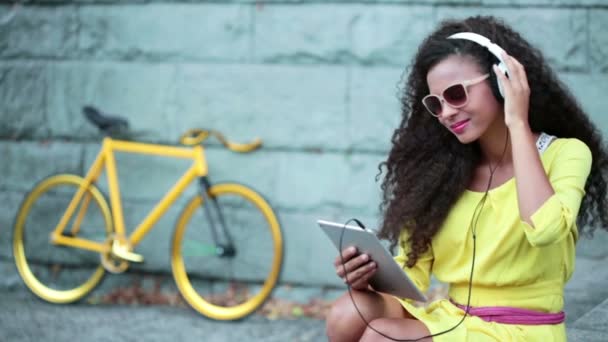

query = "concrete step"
(567, 328), (607, 342)
(567, 297), (608, 341)
(564, 254), (608, 324)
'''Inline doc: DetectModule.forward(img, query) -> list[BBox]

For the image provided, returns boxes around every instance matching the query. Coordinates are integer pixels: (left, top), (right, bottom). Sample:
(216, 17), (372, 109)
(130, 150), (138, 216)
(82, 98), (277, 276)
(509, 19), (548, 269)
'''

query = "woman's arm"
(509, 123), (555, 226)
(519, 139), (591, 246)
(496, 53), (592, 246)
(495, 53), (555, 226)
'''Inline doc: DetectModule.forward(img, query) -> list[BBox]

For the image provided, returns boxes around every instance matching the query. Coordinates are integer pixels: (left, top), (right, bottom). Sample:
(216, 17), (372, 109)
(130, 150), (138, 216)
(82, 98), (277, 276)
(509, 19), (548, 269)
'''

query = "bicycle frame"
(50, 137), (208, 253)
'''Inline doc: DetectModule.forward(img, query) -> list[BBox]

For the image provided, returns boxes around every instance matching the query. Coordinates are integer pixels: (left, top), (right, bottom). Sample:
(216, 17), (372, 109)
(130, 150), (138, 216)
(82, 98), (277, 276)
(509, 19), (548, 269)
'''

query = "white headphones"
(447, 32), (509, 98)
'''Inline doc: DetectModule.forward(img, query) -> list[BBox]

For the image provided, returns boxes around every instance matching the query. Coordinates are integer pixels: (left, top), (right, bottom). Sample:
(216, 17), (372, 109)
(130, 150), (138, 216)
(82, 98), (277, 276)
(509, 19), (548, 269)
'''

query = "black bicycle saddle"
(82, 106), (129, 133)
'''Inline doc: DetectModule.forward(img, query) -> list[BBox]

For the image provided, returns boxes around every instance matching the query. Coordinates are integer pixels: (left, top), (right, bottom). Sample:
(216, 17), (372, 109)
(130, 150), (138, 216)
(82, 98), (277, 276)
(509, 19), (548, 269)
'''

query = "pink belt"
(450, 299), (565, 325)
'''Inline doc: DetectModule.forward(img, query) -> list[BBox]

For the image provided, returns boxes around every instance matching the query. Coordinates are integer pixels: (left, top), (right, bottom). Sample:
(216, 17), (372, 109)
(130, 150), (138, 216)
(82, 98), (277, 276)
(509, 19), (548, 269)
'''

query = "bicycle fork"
(198, 177), (236, 258)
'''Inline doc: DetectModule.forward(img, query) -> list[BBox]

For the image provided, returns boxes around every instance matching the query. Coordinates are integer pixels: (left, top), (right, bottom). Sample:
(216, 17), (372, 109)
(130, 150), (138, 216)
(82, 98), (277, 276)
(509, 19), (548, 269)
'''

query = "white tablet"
(318, 219), (427, 302)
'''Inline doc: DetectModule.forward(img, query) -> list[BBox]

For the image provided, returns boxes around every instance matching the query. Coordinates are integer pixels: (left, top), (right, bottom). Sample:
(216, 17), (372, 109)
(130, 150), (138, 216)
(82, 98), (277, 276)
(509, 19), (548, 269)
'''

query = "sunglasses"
(422, 74), (490, 117)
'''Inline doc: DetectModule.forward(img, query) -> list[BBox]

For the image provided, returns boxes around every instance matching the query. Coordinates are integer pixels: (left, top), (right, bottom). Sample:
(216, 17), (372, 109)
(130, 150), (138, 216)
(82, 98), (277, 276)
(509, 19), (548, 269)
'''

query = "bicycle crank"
(111, 240), (144, 263)
(100, 235), (143, 273)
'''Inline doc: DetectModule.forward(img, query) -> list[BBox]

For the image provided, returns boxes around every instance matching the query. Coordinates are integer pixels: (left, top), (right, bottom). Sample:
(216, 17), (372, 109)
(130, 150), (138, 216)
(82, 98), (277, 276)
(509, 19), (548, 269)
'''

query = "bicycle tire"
(171, 182), (283, 320)
(13, 174), (113, 303)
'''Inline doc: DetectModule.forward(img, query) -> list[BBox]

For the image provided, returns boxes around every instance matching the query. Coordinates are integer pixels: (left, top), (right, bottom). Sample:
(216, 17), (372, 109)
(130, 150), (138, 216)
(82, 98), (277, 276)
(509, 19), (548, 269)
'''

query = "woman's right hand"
(334, 246), (377, 291)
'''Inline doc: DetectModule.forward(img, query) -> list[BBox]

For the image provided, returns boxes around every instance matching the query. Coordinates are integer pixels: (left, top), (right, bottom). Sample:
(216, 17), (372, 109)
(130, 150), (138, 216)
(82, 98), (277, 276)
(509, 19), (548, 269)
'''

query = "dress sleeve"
(521, 139), (592, 247)
(393, 230), (434, 295)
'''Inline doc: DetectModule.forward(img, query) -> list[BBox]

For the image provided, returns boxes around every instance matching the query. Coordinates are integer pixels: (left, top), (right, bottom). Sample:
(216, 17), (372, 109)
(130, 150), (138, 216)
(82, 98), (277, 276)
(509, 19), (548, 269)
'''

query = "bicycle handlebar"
(179, 129), (262, 153)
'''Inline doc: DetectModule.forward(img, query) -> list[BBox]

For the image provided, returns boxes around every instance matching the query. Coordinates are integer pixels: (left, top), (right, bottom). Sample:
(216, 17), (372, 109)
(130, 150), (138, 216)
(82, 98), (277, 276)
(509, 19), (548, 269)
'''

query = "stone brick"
(0, 141), (83, 192)
(45, 62), (348, 149)
(351, 6), (435, 67)
(560, 73), (608, 131)
(0, 260), (24, 291)
(253, 4), (353, 63)
(349, 66), (403, 151)
(341, 153), (387, 214)
(483, 0), (604, 5)
(0, 190), (22, 258)
(590, 10), (608, 73)
(274, 151), (384, 214)
(13, 0), (608, 4)
(78, 4), (250, 62)
(0, 5), (78, 58)
(168, 63), (348, 149)
(274, 151), (348, 212)
(435, 8), (587, 71)
(0, 63), (48, 139)
(46, 62), (176, 141)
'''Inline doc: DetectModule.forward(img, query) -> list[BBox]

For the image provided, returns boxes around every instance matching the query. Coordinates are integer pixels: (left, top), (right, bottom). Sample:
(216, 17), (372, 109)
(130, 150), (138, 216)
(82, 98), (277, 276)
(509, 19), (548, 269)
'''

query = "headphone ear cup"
(488, 65), (504, 102)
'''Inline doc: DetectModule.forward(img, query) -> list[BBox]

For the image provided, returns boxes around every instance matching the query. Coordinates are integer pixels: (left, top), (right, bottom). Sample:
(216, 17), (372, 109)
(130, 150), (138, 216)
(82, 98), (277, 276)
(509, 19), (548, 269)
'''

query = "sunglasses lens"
(423, 96), (442, 116)
(443, 84), (467, 106)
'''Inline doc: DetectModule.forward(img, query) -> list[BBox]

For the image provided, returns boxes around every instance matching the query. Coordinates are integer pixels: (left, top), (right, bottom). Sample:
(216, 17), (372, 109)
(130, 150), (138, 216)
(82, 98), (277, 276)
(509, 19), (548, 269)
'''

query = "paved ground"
(567, 297), (608, 341)
(0, 291), (327, 342)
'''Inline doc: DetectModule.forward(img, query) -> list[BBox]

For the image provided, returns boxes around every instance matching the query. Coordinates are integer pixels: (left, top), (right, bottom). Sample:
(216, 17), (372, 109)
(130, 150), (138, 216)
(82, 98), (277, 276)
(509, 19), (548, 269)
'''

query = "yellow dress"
(394, 138), (592, 341)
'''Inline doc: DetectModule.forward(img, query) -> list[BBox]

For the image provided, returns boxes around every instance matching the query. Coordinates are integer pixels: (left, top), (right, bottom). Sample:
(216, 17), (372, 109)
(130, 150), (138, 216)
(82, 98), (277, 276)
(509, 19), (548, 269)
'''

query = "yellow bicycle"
(12, 106), (283, 320)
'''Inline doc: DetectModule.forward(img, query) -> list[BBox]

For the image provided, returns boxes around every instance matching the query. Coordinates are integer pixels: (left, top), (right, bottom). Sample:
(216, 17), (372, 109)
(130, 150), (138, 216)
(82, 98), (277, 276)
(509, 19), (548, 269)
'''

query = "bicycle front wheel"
(13, 174), (113, 303)
(171, 183), (283, 320)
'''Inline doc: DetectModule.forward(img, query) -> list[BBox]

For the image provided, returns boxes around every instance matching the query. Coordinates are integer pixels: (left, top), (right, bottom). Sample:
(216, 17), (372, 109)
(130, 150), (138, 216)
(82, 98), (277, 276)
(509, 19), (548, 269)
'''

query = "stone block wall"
(1, 0), (607, 289)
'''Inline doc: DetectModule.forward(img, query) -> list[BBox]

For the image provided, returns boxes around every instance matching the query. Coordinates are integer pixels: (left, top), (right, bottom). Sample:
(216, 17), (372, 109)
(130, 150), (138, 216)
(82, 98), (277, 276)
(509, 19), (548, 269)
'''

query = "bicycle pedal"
(111, 240), (144, 263)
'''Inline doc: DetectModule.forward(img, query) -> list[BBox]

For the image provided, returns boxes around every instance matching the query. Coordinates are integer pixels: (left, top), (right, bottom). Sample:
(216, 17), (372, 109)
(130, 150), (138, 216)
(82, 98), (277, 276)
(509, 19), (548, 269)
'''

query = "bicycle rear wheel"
(13, 174), (113, 303)
(171, 183), (283, 320)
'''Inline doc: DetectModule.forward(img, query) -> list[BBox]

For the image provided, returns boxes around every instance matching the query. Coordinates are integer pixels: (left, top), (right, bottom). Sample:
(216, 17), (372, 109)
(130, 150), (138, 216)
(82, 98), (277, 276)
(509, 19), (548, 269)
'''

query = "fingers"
(496, 52), (530, 94)
(333, 246), (358, 268)
(510, 55), (529, 90)
(334, 247), (377, 287)
(342, 259), (377, 288)
(335, 252), (369, 278)
(350, 266), (377, 290)
(495, 52), (531, 127)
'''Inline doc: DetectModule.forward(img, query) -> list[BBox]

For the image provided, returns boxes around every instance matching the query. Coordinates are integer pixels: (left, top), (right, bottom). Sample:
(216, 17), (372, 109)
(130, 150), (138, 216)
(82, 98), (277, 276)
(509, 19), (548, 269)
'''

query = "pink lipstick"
(450, 119), (470, 134)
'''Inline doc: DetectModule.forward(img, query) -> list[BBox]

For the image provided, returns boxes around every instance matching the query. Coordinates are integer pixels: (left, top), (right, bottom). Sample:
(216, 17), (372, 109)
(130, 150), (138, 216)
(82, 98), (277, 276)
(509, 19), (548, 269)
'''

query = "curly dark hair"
(378, 15), (608, 268)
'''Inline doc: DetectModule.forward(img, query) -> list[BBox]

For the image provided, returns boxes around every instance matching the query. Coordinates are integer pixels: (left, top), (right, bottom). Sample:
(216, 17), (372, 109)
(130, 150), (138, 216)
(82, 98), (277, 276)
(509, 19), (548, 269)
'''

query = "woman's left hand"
(493, 52), (531, 129)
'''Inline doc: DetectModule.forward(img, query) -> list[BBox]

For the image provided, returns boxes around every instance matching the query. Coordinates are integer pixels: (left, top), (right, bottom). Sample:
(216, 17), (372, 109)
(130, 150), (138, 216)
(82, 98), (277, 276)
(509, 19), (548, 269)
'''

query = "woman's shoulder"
(543, 136), (592, 172)
(545, 136), (591, 158)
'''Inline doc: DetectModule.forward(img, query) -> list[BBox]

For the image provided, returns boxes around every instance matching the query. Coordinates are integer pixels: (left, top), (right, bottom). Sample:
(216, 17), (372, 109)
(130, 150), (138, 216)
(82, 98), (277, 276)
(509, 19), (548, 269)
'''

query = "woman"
(325, 16), (608, 341)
